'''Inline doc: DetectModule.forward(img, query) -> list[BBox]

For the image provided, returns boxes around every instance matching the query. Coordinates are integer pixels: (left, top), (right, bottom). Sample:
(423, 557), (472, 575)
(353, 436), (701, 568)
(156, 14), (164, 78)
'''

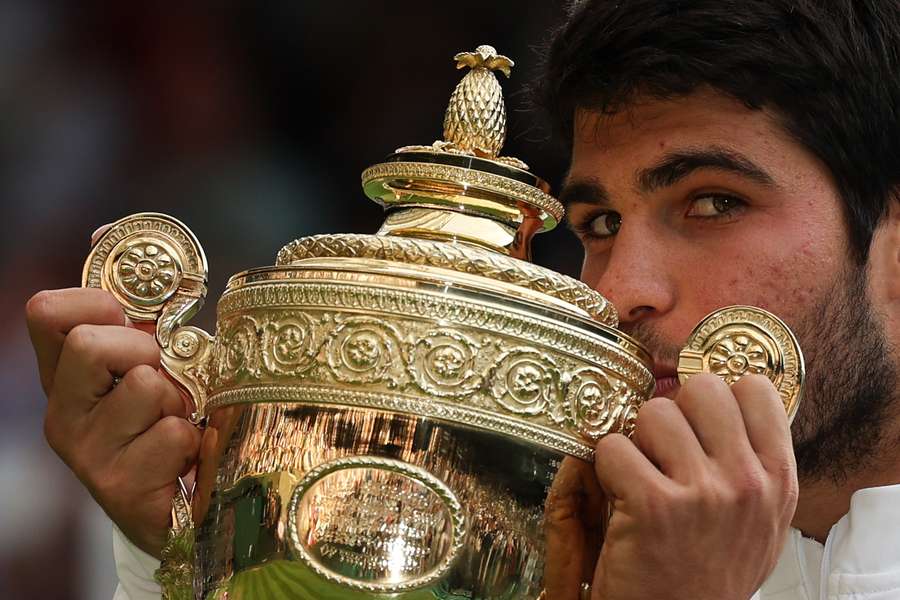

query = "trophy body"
(184, 235), (650, 599)
(82, 46), (803, 600)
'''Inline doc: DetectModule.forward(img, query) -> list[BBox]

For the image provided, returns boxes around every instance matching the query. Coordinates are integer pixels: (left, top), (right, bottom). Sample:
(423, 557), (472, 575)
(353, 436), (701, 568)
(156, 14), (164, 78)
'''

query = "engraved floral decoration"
(261, 313), (317, 376)
(491, 350), (563, 416)
(172, 330), (200, 358)
(409, 332), (482, 398)
(217, 316), (259, 382)
(708, 333), (772, 384)
(565, 368), (616, 440)
(206, 302), (649, 449)
(116, 241), (180, 302)
(326, 318), (404, 386)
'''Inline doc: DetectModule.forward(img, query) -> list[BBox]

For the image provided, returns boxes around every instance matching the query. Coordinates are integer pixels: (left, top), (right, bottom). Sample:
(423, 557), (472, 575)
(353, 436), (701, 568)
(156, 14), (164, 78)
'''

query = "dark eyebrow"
(558, 176), (613, 208)
(637, 147), (777, 192)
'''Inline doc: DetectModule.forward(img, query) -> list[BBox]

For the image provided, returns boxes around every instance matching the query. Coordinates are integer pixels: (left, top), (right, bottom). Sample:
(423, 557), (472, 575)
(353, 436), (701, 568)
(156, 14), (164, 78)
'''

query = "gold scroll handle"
(677, 305), (804, 423)
(82, 212), (213, 424)
(82, 212), (212, 598)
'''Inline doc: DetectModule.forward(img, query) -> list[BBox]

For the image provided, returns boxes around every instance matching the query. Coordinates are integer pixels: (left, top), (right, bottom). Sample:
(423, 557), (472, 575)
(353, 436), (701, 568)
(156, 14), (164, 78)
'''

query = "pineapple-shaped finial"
(442, 45), (514, 158)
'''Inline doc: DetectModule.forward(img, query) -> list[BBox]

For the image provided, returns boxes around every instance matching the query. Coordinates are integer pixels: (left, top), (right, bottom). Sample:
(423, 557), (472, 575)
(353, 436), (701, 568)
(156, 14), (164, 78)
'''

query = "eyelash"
(571, 193), (747, 241)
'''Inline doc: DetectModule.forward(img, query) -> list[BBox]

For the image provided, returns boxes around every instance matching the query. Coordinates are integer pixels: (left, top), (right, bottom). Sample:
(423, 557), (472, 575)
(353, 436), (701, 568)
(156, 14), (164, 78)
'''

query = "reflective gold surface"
(678, 305), (804, 422)
(193, 403), (555, 599)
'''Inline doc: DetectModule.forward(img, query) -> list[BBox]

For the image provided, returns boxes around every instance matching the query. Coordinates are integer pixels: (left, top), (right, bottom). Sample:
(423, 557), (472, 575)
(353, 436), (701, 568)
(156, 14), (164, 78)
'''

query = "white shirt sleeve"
(111, 525), (162, 600)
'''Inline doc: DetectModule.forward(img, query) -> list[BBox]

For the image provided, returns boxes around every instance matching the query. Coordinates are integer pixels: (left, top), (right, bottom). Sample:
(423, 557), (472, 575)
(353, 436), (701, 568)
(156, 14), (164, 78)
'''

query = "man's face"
(563, 90), (895, 482)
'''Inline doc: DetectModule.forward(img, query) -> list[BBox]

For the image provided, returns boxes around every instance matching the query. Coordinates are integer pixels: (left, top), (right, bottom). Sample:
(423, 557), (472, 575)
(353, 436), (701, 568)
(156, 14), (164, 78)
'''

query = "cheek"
(683, 232), (830, 325)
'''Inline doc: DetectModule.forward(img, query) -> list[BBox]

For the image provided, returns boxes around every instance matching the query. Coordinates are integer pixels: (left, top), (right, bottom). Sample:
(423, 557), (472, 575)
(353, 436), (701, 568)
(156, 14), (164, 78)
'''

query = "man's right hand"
(25, 287), (201, 558)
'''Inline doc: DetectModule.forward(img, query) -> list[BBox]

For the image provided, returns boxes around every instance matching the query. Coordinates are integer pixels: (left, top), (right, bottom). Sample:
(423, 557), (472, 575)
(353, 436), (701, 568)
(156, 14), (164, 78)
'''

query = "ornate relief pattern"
(205, 280), (654, 453)
(217, 281), (649, 395)
(84, 214), (202, 290)
(325, 317), (405, 386)
(83, 214), (208, 333)
(491, 349), (563, 418)
(260, 311), (317, 377)
(708, 332), (772, 383)
(275, 233), (617, 327)
(115, 240), (180, 303)
(679, 306), (804, 421)
(216, 315), (260, 384)
(360, 161), (563, 222)
(409, 331), (483, 398)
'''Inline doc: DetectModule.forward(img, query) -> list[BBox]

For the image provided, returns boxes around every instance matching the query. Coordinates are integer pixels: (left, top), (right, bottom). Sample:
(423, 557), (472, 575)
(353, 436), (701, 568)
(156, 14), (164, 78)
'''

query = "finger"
(26, 288), (127, 394)
(92, 365), (186, 446)
(632, 397), (707, 482)
(90, 223), (113, 246)
(731, 375), (794, 472)
(132, 322), (157, 335)
(122, 416), (201, 487)
(544, 457), (607, 599)
(674, 373), (754, 461)
(53, 325), (160, 415)
(594, 433), (666, 502)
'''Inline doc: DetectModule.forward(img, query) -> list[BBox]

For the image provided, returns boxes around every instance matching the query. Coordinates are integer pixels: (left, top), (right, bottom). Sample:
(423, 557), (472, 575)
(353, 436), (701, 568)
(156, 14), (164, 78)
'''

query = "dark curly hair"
(534, 0), (900, 262)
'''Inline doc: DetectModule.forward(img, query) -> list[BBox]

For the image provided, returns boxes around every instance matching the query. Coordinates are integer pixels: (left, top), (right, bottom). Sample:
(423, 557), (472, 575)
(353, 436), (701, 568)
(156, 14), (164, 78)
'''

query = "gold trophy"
(82, 46), (803, 599)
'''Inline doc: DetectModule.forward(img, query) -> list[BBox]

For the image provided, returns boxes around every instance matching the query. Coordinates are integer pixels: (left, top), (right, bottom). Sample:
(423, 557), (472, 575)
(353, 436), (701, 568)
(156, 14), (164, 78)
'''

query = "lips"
(652, 366), (680, 397)
(653, 376), (680, 397)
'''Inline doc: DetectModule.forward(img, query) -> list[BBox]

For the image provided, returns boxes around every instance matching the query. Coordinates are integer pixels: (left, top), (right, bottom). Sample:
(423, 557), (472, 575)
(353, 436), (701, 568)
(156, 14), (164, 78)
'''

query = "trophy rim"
(221, 262), (651, 368)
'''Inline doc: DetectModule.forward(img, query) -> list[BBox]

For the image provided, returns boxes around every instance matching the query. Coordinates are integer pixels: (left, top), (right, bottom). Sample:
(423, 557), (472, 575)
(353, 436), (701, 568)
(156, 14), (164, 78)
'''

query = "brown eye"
(589, 212), (622, 237)
(687, 194), (745, 217)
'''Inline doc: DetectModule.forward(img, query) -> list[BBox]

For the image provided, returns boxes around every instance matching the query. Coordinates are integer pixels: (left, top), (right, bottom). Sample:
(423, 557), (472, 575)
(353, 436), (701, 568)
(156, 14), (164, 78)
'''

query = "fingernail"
(90, 223), (113, 247)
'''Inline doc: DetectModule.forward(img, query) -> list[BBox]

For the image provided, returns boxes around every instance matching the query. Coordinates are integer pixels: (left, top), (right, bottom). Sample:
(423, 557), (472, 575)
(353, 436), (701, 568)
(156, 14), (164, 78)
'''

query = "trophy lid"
(361, 45), (563, 258)
(278, 45), (619, 328)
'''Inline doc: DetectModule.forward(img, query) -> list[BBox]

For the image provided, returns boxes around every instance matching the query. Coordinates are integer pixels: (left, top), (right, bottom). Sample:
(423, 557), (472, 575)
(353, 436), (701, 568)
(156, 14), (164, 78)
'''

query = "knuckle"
(732, 374), (778, 402)
(127, 364), (165, 399)
(595, 432), (628, 456)
(127, 331), (162, 366)
(25, 290), (57, 327)
(774, 459), (799, 506)
(43, 412), (64, 454)
(733, 467), (768, 502)
(641, 482), (678, 520)
(65, 325), (100, 364)
(94, 290), (126, 324)
(633, 397), (675, 446)
(676, 373), (729, 407)
(158, 416), (199, 454)
(640, 396), (676, 419)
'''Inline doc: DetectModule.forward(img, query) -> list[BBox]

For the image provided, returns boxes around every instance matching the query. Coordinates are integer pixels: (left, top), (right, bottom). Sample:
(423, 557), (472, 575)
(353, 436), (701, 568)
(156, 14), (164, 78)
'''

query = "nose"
(582, 223), (676, 327)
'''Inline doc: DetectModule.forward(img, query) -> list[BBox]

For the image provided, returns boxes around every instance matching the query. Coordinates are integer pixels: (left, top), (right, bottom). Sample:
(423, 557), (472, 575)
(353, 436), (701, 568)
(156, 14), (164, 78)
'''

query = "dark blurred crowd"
(0, 1), (580, 597)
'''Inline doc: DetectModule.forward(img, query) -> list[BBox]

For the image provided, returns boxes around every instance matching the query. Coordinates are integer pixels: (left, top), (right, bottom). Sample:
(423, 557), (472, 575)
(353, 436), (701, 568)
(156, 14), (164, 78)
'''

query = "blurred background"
(1, 1), (582, 596)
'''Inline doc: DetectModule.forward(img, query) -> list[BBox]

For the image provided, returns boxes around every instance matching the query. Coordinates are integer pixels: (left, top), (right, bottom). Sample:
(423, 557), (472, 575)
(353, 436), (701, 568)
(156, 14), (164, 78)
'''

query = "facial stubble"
(626, 266), (897, 485)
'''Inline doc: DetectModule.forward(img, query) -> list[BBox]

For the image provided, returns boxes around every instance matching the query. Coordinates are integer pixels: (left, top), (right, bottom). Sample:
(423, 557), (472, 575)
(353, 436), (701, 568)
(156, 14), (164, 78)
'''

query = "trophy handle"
(82, 212), (212, 422)
(83, 212), (212, 599)
(677, 305), (804, 424)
